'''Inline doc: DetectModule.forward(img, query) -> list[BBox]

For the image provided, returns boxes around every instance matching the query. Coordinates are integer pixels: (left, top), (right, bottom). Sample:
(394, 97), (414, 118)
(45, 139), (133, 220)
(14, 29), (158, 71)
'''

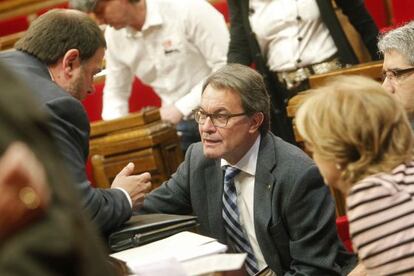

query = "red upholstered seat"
(391, 0), (414, 25)
(83, 77), (161, 122)
(0, 16), (28, 36)
(336, 215), (353, 252)
(364, 0), (389, 29)
(211, 0), (229, 22)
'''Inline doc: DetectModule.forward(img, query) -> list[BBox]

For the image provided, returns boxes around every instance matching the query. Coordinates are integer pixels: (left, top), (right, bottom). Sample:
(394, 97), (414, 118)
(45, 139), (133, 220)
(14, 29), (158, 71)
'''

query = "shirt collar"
(141, 0), (163, 31)
(125, 0), (163, 37)
(221, 135), (261, 176)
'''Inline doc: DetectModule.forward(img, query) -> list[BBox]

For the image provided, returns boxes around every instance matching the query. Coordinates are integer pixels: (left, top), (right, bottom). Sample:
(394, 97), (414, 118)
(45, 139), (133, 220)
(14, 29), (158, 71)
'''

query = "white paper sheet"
(130, 257), (187, 276)
(182, 253), (246, 275)
(110, 231), (229, 275)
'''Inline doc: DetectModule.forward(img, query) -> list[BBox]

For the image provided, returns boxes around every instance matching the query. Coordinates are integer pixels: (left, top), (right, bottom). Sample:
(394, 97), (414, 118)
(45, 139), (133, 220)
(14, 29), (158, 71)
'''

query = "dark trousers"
(268, 80), (311, 147)
(176, 119), (200, 153)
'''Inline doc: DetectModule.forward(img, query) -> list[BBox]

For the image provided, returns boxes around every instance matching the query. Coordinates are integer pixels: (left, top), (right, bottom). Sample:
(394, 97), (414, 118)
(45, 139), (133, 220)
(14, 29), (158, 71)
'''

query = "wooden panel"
(329, 186), (347, 217)
(90, 108), (161, 138)
(90, 122), (178, 156)
(308, 60), (383, 88)
(102, 148), (161, 177)
(288, 61), (383, 127)
(0, 0), (67, 20)
(0, 30), (23, 50)
(89, 108), (183, 190)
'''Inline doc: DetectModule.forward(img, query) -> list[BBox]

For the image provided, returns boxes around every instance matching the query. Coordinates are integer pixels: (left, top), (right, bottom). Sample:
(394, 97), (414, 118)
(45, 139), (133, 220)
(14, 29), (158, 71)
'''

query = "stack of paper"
(110, 231), (246, 275)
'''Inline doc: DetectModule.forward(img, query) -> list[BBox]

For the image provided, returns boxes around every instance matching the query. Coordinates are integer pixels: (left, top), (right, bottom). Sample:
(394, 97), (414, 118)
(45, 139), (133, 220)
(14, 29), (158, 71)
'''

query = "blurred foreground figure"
(0, 9), (151, 234)
(0, 63), (115, 275)
(296, 75), (414, 275)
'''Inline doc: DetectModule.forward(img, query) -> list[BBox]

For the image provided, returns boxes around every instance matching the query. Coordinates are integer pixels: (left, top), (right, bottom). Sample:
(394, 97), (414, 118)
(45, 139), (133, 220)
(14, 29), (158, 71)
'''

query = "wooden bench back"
(0, 0), (68, 50)
(89, 108), (183, 189)
(287, 61), (383, 144)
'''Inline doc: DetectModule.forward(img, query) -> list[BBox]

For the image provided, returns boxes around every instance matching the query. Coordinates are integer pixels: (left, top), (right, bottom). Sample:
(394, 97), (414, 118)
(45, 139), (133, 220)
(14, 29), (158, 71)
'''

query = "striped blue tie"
(222, 166), (259, 275)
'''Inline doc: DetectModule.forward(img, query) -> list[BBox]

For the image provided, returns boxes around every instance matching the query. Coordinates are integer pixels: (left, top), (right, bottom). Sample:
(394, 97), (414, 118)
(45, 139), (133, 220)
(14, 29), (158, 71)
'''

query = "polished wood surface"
(0, 0), (67, 20)
(309, 60), (383, 88)
(90, 107), (160, 138)
(0, 31), (23, 50)
(0, 0), (68, 50)
(89, 108), (183, 189)
(287, 61), (383, 127)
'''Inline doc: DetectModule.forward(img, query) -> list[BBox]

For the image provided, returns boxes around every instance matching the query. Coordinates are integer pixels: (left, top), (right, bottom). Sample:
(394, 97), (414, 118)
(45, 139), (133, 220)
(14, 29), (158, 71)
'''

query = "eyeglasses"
(382, 67), (414, 82)
(193, 109), (246, 128)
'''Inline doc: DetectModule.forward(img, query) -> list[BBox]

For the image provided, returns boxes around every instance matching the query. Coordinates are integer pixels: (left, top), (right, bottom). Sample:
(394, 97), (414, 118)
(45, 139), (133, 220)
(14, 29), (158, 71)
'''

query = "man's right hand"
(111, 162), (152, 208)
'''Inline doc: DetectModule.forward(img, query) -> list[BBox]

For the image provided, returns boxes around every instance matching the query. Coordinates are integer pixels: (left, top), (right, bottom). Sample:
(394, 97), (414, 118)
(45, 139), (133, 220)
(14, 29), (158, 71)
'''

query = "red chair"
(364, 0), (390, 29)
(391, 0), (414, 26)
(83, 77), (161, 122)
(0, 16), (29, 36)
(211, 0), (229, 22)
(336, 215), (353, 252)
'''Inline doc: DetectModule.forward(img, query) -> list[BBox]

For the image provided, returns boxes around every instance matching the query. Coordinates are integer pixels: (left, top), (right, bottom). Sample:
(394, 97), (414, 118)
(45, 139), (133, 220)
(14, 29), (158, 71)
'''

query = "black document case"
(108, 214), (198, 252)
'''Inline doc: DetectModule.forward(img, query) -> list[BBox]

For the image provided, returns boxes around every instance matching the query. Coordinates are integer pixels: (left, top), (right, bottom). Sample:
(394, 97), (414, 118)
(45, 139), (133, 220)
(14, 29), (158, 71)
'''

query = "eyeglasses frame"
(382, 67), (414, 83)
(193, 108), (247, 128)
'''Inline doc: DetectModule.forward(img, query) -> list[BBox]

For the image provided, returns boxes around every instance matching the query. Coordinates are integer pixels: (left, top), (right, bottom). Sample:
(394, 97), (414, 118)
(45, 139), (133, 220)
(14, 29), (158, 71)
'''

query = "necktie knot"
(224, 166), (241, 184)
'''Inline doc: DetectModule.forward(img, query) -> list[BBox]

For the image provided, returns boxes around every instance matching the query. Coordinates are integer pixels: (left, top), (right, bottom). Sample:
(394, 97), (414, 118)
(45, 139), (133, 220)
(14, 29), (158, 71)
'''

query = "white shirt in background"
(102, 0), (229, 120)
(249, 0), (337, 71)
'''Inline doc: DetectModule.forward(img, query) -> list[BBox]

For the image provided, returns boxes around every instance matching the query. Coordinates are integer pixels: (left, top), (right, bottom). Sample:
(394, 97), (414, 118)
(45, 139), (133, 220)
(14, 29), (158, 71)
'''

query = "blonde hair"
(296, 75), (413, 191)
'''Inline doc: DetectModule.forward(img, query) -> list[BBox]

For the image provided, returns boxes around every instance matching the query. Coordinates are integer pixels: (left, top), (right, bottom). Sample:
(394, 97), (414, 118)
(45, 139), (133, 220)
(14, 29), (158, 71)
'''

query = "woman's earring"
(335, 163), (342, 171)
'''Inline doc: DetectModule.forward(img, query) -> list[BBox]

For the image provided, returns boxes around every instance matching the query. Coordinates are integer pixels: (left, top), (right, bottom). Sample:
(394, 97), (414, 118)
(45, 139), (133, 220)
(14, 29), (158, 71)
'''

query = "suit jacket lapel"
(254, 134), (276, 230)
(205, 160), (227, 243)
(254, 134), (282, 269)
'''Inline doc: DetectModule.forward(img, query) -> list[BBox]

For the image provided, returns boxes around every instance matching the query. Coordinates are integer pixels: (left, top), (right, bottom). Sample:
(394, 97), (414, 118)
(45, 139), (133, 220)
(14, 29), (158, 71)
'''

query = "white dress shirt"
(102, 0), (229, 120)
(221, 135), (267, 270)
(249, 0), (337, 71)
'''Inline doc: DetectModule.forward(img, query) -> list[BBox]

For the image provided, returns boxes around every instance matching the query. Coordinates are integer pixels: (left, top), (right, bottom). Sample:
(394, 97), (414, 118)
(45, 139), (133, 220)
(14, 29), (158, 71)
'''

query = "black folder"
(108, 214), (198, 252)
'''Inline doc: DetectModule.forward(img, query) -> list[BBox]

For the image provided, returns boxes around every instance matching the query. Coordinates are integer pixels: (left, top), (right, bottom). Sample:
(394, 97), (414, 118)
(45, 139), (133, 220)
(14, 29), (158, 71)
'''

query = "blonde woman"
(296, 75), (414, 275)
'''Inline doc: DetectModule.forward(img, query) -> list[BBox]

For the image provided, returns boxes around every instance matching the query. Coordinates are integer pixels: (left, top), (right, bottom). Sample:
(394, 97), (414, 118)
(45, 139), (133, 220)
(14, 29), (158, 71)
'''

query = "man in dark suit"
(0, 9), (151, 234)
(226, 0), (380, 144)
(141, 64), (356, 275)
(0, 63), (115, 276)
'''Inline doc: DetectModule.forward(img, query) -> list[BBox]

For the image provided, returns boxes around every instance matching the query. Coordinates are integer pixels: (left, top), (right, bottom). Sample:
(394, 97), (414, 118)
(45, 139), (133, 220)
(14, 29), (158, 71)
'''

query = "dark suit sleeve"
(140, 144), (195, 215)
(282, 165), (354, 275)
(227, 0), (253, 65)
(335, 0), (381, 60)
(46, 96), (131, 234)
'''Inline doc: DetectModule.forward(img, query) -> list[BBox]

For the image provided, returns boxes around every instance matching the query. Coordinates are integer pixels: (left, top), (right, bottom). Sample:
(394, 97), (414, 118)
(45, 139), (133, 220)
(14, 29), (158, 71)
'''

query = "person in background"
(140, 64), (356, 275)
(296, 75), (414, 275)
(0, 9), (151, 235)
(69, 0), (230, 152)
(379, 20), (414, 129)
(227, 0), (381, 144)
(0, 63), (115, 276)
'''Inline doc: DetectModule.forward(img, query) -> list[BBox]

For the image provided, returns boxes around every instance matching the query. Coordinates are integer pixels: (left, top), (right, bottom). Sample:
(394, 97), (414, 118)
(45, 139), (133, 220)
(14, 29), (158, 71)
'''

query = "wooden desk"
(89, 108), (183, 189)
(287, 61), (383, 144)
(0, 0), (67, 20)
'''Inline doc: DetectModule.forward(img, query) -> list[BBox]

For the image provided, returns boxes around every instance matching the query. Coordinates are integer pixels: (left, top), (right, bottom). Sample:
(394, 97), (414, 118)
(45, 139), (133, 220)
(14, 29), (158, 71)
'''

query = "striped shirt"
(347, 161), (414, 275)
